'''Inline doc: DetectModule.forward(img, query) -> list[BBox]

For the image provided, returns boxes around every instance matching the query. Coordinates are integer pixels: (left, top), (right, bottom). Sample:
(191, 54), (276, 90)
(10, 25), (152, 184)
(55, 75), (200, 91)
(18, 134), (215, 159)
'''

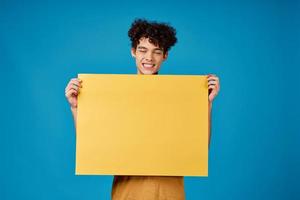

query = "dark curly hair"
(128, 18), (177, 54)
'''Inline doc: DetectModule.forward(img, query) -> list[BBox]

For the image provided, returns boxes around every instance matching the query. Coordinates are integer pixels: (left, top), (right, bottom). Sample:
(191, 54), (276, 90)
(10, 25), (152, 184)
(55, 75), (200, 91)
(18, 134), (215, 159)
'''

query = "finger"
(71, 78), (82, 83)
(70, 80), (82, 88)
(66, 79), (80, 89)
(65, 88), (78, 97)
(66, 87), (78, 95)
(208, 85), (216, 90)
(210, 84), (220, 91)
(75, 78), (82, 82)
(207, 76), (219, 81)
(68, 78), (82, 87)
(65, 84), (79, 93)
(65, 85), (80, 95)
(70, 82), (82, 89)
(71, 78), (82, 82)
(70, 84), (79, 91)
(208, 80), (217, 85)
(209, 85), (220, 94)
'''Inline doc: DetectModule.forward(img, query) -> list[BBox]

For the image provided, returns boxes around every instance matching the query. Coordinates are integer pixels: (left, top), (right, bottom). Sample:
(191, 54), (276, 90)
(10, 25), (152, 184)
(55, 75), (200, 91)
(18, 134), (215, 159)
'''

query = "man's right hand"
(65, 78), (82, 109)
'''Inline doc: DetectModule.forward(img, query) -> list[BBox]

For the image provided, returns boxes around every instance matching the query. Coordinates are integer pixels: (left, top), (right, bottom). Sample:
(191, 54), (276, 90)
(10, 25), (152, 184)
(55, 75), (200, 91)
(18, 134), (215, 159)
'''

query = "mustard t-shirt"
(111, 176), (185, 200)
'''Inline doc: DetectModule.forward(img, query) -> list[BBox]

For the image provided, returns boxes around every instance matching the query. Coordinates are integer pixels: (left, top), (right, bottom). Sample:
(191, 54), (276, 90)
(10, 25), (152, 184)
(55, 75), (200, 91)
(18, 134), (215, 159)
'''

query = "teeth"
(143, 64), (154, 68)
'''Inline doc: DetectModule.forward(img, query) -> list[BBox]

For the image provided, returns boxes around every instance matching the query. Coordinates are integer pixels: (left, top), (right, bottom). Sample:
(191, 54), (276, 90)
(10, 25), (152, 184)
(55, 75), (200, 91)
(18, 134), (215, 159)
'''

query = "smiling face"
(131, 37), (168, 75)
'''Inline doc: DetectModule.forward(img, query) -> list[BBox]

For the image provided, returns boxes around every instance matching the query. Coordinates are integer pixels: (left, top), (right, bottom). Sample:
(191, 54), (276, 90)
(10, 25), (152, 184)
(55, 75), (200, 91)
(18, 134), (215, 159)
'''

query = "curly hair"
(128, 18), (177, 54)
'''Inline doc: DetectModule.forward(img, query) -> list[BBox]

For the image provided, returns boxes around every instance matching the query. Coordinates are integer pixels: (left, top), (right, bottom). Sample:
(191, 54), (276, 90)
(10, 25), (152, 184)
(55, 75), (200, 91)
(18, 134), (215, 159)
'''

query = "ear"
(163, 51), (168, 60)
(131, 48), (136, 58)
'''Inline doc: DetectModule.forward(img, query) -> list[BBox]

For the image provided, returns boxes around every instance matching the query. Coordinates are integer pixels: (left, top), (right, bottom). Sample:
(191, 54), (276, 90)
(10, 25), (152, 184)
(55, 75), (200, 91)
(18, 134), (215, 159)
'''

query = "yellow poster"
(76, 74), (208, 176)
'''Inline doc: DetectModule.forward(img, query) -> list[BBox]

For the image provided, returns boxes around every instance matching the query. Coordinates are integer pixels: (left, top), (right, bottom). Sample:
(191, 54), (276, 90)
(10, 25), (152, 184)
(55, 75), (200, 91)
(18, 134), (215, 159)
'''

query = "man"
(65, 18), (220, 200)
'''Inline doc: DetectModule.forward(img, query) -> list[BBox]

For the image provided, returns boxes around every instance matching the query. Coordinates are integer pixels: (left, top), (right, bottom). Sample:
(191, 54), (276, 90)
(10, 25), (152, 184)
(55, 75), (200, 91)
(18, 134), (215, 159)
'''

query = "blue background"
(1, 0), (299, 199)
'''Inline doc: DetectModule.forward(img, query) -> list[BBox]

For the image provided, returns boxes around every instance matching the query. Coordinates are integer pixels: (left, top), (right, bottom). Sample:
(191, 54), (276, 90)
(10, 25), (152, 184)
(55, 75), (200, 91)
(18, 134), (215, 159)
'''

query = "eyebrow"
(137, 46), (147, 50)
(137, 46), (163, 51)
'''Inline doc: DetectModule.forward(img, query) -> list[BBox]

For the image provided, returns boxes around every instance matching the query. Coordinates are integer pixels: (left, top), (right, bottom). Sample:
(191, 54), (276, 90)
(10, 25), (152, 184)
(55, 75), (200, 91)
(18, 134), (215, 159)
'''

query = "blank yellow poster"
(76, 74), (208, 176)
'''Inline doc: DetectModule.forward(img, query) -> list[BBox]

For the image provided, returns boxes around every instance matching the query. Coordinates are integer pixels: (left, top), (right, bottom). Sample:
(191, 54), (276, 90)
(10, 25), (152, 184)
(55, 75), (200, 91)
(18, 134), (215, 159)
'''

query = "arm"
(65, 78), (82, 134)
(207, 74), (220, 150)
(71, 107), (77, 131)
(208, 101), (212, 149)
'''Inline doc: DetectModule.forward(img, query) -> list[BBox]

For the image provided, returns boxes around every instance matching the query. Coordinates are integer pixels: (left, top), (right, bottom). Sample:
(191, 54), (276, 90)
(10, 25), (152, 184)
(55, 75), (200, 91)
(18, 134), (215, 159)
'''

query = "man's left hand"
(207, 74), (220, 102)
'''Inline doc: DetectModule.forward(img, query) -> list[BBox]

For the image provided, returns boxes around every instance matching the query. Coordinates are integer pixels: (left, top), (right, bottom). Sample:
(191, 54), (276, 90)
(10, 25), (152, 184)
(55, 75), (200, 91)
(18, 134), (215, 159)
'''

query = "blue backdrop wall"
(1, 0), (299, 199)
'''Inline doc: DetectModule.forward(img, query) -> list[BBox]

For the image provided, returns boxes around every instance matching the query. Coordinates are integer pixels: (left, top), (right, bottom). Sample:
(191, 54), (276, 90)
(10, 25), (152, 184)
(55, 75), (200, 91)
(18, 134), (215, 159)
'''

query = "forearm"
(71, 107), (77, 132)
(208, 101), (212, 149)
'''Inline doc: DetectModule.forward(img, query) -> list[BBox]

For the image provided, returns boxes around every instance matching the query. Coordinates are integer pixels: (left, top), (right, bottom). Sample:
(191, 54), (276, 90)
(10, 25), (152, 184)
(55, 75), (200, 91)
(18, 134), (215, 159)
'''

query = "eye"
(138, 49), (146, 53)
(154, 51), (162, 55)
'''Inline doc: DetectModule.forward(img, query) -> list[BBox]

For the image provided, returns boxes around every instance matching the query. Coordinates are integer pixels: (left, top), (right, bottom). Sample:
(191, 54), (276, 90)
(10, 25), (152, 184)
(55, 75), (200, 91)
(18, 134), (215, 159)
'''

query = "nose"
(144, 51), (153, 61)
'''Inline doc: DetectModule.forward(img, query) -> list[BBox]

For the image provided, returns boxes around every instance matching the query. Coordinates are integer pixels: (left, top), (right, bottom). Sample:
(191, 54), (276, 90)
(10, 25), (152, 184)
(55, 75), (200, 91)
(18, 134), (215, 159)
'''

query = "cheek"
(135, 57), (142, 64)
(155, 58), (164, 66)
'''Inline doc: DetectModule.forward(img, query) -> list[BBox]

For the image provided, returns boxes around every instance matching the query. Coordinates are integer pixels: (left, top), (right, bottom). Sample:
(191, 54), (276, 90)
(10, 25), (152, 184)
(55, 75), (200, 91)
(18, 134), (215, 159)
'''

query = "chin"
(145, 71), (156, 75)
(143, 70), (158, 75)
(139, 67), (158, 75)
(139, 68), (158, 75)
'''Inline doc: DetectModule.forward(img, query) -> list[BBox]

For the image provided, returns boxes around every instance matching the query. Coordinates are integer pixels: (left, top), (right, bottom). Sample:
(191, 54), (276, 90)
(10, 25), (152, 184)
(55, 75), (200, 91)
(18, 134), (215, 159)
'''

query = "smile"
(142, 63), (155, 68)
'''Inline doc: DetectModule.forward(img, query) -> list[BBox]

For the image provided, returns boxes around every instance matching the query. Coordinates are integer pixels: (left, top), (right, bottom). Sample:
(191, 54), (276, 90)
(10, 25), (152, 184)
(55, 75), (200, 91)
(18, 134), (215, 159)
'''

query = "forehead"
(137, 37), (162, 50)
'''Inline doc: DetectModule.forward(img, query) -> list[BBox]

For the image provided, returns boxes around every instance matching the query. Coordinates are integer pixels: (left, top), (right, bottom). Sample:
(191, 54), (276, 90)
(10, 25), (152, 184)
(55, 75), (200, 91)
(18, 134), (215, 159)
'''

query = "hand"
(65, 78), (82, 108)
(207, 74), (220, 102)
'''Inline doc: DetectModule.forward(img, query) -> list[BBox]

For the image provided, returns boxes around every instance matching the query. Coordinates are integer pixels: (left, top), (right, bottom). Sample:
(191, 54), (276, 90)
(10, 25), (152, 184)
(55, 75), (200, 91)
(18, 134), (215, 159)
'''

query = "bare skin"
(65, 38), (220, 146)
